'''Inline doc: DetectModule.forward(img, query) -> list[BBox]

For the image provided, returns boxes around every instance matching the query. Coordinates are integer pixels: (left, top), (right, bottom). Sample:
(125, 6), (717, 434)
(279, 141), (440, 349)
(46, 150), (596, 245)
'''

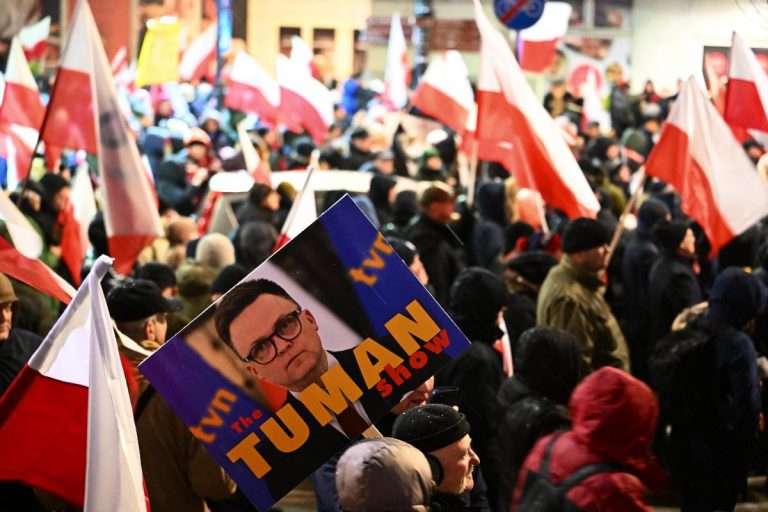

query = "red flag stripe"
(0, 82), (44, 129)
(646, 123), (734, 253)
(280, 87), (330, 144)
(40, 68), (97, 154)
(225, 79), (280, 124)
(725, 78), (768, 132)
(0, 365), (88, 506)
(412, 82), (470, 134)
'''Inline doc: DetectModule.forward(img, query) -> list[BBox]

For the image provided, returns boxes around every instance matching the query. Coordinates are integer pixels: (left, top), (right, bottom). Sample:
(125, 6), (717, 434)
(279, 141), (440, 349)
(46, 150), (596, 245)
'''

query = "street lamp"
(412, 0), (434, 87)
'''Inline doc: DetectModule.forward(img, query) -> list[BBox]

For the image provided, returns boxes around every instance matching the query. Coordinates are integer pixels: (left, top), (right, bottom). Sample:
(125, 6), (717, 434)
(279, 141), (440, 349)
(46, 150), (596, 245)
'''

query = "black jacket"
(621, 230), (661, 378)
(405, 215), (466, 307)
(648, 252), (702, 347)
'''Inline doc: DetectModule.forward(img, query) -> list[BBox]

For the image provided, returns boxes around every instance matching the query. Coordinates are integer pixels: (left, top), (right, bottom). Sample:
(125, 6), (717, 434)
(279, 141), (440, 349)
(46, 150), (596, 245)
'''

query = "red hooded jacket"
(512, 367), (668, 511)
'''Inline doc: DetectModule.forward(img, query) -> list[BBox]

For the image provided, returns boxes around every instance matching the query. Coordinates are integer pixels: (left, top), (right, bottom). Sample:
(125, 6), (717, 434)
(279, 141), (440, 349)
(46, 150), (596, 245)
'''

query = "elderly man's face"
(431, 434), (480, 495)
(0, 302), (12, 342)
(230, 294), (326, 392)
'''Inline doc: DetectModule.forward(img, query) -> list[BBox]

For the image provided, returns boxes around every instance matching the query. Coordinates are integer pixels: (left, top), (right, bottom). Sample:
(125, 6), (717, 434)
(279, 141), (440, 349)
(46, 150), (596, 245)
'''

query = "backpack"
(517, 433), (621, 511)
(648, 327), (715, 428)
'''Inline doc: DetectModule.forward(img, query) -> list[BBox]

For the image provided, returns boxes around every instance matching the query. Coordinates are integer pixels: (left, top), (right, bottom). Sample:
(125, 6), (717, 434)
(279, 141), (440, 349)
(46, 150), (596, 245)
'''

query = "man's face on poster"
(229, 293), (327, 392)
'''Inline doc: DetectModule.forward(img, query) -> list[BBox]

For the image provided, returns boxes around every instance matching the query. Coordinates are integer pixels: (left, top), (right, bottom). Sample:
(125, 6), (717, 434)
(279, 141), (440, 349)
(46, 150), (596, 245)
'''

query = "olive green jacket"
(537, 255), (630, 376)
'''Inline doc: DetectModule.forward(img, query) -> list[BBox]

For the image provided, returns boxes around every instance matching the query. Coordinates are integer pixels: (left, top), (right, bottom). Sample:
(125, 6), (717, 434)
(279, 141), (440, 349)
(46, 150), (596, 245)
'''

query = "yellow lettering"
(374, 233), (394, 254)
(212, 389), (237, 412)
(227, 432), (271, 478)
(299, 365), (363, 426)
(384, 300), (440, 356)
(260, 404), (310, 453)
(349, 267), (378, 285)
(189, 425), (216, 443)
(353, 337), (405, 389)
(362, 248), (385, 269)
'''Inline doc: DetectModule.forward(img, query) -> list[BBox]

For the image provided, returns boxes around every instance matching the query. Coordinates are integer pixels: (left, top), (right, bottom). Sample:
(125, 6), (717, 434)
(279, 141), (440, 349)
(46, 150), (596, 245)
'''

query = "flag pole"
(604, 167), (646, 267)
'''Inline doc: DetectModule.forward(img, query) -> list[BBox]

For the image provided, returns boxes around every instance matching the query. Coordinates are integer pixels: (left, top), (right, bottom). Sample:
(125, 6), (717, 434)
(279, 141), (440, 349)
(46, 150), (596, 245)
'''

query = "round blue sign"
(493, 0), (546, 30)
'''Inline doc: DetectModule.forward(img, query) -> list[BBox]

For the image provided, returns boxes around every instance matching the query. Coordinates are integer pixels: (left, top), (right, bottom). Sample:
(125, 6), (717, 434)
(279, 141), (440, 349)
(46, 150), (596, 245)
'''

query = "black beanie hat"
(392, 404), (471, 453)
(386, 237), (418, 266)
(653, 219), (688, 251)
(506, 251), (559, 285)
(211, 264), (248, 296)
(562, 218), (611, 254)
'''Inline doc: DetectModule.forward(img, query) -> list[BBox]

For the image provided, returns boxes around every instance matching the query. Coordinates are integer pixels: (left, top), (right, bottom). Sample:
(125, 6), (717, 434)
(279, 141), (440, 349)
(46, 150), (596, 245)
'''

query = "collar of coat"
(561, 255), (605, 291)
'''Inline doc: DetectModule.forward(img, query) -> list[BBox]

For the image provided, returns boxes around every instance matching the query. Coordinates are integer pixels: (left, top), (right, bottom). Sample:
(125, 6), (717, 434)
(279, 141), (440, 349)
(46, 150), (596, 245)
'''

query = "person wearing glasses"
(214, 278), (375, 439)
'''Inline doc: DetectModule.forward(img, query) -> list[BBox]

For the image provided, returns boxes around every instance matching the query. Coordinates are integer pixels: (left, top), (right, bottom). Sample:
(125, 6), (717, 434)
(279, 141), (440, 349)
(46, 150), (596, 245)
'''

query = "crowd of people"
(2, 46), (768, 512)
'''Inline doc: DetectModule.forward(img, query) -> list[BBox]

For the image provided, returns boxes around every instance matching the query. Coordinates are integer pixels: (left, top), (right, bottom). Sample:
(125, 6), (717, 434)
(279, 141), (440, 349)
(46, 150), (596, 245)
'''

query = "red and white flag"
(277, 54), (334, 144)
(179, 23), (216, 82)
(42, 0), (162, 275)
(518, 2), (572, 73)
(382, 12), (410, 110)
(581, 68), (611, 131)
(0, 236), (75, 303)
(473, 0), (599, 219)
(0, 189), (43, 258)
(290, 35), (316, 77)
(0, 256), (146, 511)
(0, 37), (45, 187)
(237, 118), (271, 186)
(646, 76), (768, 254)
(19, 16), (50, 60)
(725, 32), (768, 133)
(58, 164), (97, 286)
(225, 51), (281, 125)
(111, 46), (135, 92)
(412, 50), (475, 133)
(274, 166), (317, 250)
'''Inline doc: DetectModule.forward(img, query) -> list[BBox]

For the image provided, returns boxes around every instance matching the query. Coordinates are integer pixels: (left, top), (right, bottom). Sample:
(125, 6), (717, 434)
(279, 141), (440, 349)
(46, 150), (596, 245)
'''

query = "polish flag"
(0, 256), (147, 511)
(646, 76), (768, 254)
(382, 12), (410, 110)
(290, 35), (316, 78)
(42, 0), (163, 275)
(0, 236), (75, 303)
(19, 16), (50, 60)
(237, 118), (271, 186)
(473, 0), (599, 219)
(0, 190), (43, 258)
(725, 32), (768, 133)
(0, 38), (45, 186)
(412, 50), (475, 133)
(179, 23), (217, 82)
(277, 55), (334, 144)
(225, 51), (281, 125)
(580, 68), (611, 131)
(59, 164), (97, 286)
(274, 166), (317, 250)
(111, 46), (135, 92)
(517, 2), (572, 73)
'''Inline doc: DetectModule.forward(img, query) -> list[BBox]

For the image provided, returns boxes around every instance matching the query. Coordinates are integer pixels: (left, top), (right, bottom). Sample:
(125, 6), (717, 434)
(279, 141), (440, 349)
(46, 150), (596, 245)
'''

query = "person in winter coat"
(537, 218), (630, 376)
(496, 326), (581, 512)
(368, 175), (397, 227)
(235, 182), (281, 229)
(436, 268), (509, 511)
(512, 367), (667, 511)
(335, 438), (433, 512)
(648, 219), (702, 347)
(621, 199), (669, 380)
(670, 267), (766, 512)
(405, 186), (465, 307)
(472, 181), (507, 272)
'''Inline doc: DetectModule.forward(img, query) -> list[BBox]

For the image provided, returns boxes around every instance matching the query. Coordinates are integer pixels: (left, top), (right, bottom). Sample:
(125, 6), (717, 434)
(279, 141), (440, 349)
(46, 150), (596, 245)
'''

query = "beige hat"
(336, 438), (432, 512)
(0, 273), (18, 304)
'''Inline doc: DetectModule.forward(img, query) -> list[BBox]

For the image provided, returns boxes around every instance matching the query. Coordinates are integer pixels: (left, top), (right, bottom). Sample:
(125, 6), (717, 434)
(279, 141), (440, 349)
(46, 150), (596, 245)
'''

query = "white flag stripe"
(85, 257), (146, 512)
(0, 190), (43, 258)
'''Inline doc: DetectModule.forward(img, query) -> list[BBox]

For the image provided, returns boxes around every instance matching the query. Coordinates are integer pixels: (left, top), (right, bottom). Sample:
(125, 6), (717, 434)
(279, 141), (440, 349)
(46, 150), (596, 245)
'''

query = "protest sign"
(139, 195), (471, 511)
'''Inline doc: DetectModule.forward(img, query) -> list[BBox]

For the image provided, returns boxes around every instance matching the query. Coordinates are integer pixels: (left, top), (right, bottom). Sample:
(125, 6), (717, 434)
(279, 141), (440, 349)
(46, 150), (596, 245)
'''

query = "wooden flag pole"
(604, 167), (647, 268)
